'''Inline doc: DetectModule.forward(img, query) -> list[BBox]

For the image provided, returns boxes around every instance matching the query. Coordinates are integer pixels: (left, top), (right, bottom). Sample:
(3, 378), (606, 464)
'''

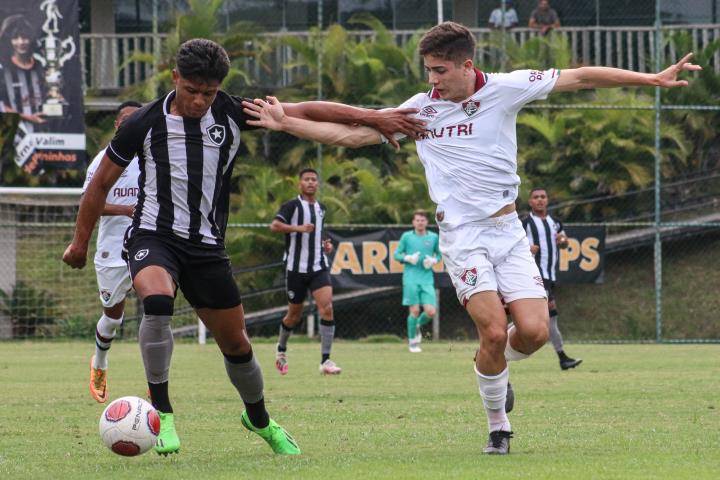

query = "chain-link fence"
(1, 192), (719, 343)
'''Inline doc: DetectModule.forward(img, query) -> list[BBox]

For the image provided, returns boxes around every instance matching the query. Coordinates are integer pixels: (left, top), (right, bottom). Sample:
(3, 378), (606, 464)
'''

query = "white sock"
(475, 366), (511, 432)
(505, 324), (530, 362)
(93, 314), (123, 369)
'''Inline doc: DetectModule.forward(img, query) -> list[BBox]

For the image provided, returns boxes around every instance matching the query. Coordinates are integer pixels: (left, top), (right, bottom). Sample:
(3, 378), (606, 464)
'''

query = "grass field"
(1, 341), (718, 479)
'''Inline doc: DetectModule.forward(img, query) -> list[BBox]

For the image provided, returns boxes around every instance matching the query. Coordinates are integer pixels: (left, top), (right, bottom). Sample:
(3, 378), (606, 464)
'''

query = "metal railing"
(79, 24), (720, 94)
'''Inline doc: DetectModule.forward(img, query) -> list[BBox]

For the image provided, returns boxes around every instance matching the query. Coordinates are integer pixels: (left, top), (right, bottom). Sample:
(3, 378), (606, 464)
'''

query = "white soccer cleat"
(319, 359), (342, 375)
(414, 327), (423, 344)
(408, 343), (422, 353)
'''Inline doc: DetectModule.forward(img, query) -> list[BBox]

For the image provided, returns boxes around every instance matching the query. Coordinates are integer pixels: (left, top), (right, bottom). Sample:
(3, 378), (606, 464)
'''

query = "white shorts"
(95, 265), (133, 308)
(440, 212), (546, 306)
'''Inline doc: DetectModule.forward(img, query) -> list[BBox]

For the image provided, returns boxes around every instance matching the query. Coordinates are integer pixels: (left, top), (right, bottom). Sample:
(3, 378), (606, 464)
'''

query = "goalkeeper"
(394, 209), (441, 352)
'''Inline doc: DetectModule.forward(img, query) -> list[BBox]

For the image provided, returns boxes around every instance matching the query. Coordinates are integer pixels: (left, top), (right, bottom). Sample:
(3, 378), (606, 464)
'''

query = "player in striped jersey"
(63, 38), (422, 456)
(271, 168), (341, 375)
(242, 21), (699, 455)
(523, 187), (582, 370)
(0, 15), (47, 168)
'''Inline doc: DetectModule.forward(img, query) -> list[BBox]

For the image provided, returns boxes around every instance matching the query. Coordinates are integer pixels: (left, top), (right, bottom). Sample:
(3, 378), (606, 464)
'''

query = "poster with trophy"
(0, 0), (84, 175)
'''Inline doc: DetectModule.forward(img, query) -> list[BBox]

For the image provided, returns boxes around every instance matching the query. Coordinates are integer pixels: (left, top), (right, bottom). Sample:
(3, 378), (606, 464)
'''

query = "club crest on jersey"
(101, 289), (112, 303)
(134, 249), (149, 261)
(462, 101), (480, 117)
(288, 290), (295, 300)
(206, 124), (226, 146)
(460, 267), (478, 287)
(436, 209), (445, 222)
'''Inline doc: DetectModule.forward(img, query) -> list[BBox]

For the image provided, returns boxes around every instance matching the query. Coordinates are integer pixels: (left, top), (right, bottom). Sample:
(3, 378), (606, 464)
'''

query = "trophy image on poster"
(34, 0), (76, 117)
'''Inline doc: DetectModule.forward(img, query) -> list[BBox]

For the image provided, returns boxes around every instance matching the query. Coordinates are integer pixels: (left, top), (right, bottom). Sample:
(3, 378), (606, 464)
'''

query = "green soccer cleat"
(155, 412), (181, 456)
(241, 411), (300, 455)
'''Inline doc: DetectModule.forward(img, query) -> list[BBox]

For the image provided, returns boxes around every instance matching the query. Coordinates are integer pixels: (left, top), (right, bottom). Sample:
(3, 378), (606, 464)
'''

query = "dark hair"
(419, 22), (475, 64)
(299, 168), (318, 179)
(117, 100), (142, 113)
(529, 187), (548, 195)
(0, 15), (36, 52)
(412, 209), (429, 220)
(175, 39), (230, 83)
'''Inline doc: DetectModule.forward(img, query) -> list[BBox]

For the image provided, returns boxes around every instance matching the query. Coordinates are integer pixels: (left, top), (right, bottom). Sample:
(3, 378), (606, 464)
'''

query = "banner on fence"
(327, 226), (605, 289)
(0, 0), (85, 175)
(557, 225), (605, 284)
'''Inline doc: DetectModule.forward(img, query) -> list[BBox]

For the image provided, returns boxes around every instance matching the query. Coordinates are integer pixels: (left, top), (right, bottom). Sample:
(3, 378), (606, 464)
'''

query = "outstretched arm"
(281, 101), (424, 150)
(244, 97), (388, 149)
(63, 156), (125, 268)
(552, 52), (701, 92)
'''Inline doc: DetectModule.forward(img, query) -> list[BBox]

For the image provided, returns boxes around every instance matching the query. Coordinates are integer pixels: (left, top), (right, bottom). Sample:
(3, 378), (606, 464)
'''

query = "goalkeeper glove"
(422, 255), (438, 269)
(404, 252), (420, 265)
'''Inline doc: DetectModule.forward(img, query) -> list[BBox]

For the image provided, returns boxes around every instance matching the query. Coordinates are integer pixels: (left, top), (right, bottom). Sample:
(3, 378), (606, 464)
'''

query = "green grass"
(1, 342), (718, 479)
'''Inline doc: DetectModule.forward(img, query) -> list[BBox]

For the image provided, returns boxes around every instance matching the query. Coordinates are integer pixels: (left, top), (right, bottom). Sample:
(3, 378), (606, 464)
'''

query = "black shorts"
(285, 269), (331, 304)
(542, 279), (556, 302)
(124, 230), (241, 309)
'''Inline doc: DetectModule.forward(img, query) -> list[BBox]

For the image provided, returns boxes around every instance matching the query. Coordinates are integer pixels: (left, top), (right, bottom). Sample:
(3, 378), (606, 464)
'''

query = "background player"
(394, 209), (440, 353)
(63, 38), (420, 456)
(85, 100), (142, 403)
(242, 21), (699, 455)
(523, 187), (582, 370)
(270, 168), (340, 375)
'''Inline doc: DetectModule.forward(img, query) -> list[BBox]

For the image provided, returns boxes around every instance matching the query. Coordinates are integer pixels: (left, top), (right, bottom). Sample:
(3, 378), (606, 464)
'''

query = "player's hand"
(22, 112), (47, 124)
(404, 252), (420, 265)
(529, 244), (540, 255)
(556, 233), (569, 249)
(242, 96), (286, 130)
(371, 108), (426, 150)
(323, 239), (333, 254)
(62, 242), (88, 269)
(297, 223), (314, 233)
(656, 52), (702, 88)
(422, 255), (438, 269)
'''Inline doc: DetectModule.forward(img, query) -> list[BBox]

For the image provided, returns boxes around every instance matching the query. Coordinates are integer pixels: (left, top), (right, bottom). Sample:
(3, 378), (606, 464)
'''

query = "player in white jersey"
(85, 101), (142, 403)
(242, 21), (700, 455)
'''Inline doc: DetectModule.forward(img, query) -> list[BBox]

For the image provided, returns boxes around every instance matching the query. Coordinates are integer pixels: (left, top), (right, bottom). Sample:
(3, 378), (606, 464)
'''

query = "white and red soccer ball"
(99, 396), (160, 456)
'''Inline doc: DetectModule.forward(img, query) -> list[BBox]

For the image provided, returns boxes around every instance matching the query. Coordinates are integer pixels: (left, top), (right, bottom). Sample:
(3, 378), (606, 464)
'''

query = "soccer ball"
(99, 396), (160, 456)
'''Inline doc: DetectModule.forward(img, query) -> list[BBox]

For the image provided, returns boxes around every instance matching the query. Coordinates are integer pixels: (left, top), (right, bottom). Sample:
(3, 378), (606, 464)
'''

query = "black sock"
(321, 353), (330, 364)
(148, 381), (173, 413)
(244, 397), (269, 429)
(557, 350), (569, 361)
(278, 344), (287, 353)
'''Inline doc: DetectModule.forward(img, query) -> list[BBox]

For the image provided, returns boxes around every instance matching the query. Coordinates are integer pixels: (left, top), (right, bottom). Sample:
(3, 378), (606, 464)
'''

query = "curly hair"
(175, 38), (230, 83)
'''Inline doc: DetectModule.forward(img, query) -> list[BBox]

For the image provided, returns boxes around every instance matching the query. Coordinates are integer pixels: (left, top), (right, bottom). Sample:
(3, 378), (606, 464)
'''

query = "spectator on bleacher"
(528, 0), (561, 35)
(270, 168), (341, 375)
(488, 1), (519, 30)
(522, 187), (582, 370)
(394, 209), (440, 353)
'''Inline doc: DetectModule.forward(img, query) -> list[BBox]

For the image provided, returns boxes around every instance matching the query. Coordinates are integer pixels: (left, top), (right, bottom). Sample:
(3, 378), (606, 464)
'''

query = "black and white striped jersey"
(106, 90), (258, 245)
(0, 61), (45, 122)
(523, 212), (564, 282)
(275, 196), (329, 273)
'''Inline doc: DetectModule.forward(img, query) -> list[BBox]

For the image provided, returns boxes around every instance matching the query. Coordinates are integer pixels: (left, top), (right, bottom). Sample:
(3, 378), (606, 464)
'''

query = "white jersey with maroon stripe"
(399, 68), (559, 230)
(83, 148), (140, 267)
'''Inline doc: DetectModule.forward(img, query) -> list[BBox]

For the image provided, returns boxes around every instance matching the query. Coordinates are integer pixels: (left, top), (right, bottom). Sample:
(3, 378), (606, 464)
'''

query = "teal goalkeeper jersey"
(394, 230), (441, 285)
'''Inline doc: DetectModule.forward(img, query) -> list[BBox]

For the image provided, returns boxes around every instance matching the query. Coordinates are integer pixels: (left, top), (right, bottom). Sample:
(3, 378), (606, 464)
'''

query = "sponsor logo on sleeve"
(134, 249), (149, 261)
